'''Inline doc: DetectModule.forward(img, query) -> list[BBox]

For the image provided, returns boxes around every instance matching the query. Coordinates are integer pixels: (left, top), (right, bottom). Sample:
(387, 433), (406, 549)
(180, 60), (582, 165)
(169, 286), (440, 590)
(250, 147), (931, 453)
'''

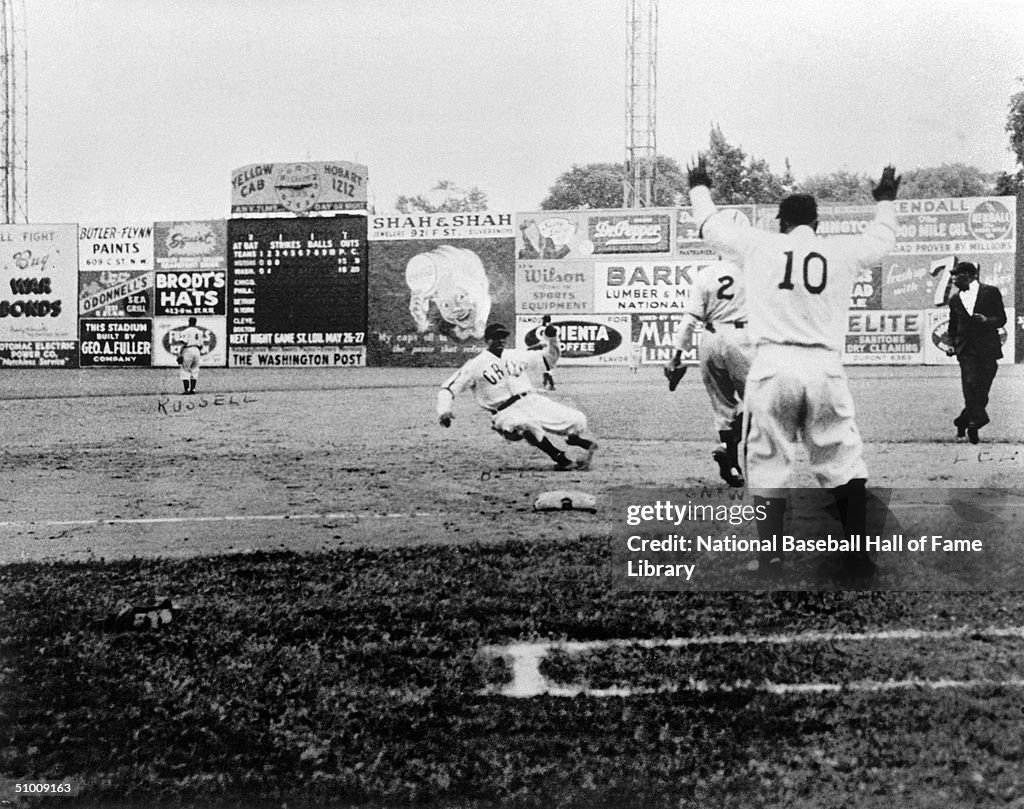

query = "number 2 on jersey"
(778, 251), (828, 294)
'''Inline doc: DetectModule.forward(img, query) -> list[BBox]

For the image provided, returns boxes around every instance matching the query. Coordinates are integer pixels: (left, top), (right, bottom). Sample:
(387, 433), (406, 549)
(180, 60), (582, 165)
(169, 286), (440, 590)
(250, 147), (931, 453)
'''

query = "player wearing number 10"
(688, 159), (900, 581)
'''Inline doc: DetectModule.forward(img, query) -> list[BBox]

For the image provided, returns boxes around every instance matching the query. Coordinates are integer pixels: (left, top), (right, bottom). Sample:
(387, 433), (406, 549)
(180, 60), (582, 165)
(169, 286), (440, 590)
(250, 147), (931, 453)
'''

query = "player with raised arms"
(687, 158), (900, 581)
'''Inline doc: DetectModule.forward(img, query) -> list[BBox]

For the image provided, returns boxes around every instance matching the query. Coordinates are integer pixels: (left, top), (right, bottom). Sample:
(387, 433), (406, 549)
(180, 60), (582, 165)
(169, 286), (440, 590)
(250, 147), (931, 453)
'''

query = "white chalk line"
(0, 511), (441, 529)
(481, 626), (1024, 698)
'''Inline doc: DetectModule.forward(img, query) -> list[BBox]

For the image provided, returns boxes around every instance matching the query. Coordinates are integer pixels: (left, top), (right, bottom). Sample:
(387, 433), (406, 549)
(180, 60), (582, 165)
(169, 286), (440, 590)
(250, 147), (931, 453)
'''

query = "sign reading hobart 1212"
(231, 161), (369, 214)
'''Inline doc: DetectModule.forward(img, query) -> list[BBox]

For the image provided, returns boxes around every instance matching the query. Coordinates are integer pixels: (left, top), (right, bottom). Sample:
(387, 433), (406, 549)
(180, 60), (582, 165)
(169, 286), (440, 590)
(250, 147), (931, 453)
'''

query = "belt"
(705, 321), (746, 334)
(490, 392), (528, 414)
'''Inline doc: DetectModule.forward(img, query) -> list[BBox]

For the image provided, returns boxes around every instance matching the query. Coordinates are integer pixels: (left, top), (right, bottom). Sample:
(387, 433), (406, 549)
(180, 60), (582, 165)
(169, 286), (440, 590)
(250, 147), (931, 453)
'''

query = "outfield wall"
(0, 197), (1017, 368)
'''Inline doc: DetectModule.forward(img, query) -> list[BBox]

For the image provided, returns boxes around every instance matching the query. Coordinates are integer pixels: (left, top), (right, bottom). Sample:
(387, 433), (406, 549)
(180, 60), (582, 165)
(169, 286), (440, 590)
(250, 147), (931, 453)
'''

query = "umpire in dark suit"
(946, 261), (1006, 444)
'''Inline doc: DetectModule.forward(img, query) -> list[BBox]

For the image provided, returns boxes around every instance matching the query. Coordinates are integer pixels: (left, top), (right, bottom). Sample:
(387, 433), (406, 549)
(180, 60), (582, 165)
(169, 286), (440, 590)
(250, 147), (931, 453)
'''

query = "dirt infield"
(1, 364), (1022, 565)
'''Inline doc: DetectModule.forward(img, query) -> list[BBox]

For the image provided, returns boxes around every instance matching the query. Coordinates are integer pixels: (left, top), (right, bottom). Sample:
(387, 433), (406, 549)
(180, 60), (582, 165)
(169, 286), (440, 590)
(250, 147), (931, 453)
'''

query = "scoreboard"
(227, 216), (367, 366)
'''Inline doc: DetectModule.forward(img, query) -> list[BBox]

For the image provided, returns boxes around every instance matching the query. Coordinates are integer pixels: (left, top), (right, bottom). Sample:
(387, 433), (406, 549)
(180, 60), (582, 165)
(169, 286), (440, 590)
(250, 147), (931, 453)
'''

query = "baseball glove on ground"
(664, 364), (687, 391)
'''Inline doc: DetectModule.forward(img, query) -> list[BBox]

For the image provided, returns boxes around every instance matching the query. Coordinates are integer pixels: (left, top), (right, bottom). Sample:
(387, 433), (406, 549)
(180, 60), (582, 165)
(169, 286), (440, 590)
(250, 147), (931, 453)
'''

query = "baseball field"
(2, 364), (1024, 807)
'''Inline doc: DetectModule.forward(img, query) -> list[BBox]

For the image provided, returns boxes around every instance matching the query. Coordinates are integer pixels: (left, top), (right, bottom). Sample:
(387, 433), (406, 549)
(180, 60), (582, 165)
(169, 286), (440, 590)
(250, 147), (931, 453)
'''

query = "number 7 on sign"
(930, 255), (958, 306)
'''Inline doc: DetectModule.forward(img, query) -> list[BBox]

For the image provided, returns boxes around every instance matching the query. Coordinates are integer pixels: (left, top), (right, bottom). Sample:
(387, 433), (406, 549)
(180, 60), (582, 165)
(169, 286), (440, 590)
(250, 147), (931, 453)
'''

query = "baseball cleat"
(575, 442), (599, 470)
(553, 456), (574, 471)
(712, 447), (744, 487)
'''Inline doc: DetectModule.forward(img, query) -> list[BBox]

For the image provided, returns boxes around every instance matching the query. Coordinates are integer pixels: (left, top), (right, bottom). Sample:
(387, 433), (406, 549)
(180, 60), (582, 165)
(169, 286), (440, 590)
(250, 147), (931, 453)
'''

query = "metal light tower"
(624, 0), (657, 208)
(0, 0), (27, 223)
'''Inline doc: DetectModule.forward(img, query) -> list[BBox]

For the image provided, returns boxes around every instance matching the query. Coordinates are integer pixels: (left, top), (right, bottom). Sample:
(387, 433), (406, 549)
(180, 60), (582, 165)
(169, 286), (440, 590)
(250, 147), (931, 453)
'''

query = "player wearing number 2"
(687, 159), (900, 580)
(437, 322), (599, 470)
(665, 259), (752, 487)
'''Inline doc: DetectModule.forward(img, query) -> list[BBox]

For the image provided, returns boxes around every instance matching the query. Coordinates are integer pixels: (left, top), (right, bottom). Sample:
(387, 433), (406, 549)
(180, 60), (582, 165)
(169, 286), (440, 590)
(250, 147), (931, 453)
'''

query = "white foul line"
(0, 511), (440, 529)
(481, 626), (1024, 698)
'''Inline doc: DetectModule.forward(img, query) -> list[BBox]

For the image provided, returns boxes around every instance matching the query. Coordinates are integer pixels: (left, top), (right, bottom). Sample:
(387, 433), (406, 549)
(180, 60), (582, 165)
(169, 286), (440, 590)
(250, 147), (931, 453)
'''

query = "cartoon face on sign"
(405, 245), (492, 340)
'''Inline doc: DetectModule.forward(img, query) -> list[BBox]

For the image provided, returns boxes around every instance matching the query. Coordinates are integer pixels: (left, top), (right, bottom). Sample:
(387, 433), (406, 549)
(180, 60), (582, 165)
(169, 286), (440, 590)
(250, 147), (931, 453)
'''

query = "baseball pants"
(491, 393), (588, 442)
(179, 346), (201, 381)
(743, 344), (868, 493)
(699, 325), (753, 433)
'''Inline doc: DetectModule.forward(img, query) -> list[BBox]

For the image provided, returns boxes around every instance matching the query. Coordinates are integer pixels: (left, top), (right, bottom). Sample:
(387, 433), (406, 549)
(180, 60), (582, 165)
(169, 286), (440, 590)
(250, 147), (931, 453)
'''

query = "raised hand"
(872, 164), (901, 201)
(687, 157), (713, 190)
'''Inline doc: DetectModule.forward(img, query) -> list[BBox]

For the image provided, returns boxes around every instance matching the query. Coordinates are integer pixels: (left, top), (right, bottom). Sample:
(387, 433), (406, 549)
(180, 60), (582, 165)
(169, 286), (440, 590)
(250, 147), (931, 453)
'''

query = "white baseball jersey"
(672, 261), (753, 433)
(690, 186), (896, 352)
(682, 261), (746, 325)
(437, 347), (551, 415)
(179, 326), (204, 349)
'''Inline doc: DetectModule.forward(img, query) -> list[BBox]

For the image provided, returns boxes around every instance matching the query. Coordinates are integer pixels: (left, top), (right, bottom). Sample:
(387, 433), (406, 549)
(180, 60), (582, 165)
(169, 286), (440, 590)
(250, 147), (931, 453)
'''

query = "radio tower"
(624, 0), (657, 208)
(0, 0), (26, 223)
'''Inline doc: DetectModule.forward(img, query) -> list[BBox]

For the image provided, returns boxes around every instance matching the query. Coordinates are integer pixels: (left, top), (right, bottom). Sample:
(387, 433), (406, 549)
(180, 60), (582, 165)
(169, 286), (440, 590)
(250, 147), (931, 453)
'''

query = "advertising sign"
(849, 265), (883, 309)
(516, 314), (632, 366)
(922, 307), (1015, 366)
(515, 260), (594, 316)
(78, 223), (154, 271)
(154, 220), (228, 316)
(0, 340), (77, 368)
(844, 310), (923, 365)
(152, 315), (227, 368)
(230, 161), (369, 214)
(515, 211), (593, 260)
(586, 212), (672, 254)
(593, 259), (704, 313)
(79, 271), (154, 318)
(229, 346), (365, 368)
(227, 215), (367, 365)
(632, 313), (699, 366)
(79, 319), (152, 367)
(0, 224), (79, 367)
(368, 213), (514, 367)
(154, 269), (226, 316)
(78, 222), (155, 318)
(883, 197), (1016, 310)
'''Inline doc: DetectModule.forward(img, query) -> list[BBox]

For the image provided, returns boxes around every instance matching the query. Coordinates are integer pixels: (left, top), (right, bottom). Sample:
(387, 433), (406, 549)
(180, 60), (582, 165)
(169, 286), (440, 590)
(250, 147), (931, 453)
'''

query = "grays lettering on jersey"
(437, 348), (549, 415)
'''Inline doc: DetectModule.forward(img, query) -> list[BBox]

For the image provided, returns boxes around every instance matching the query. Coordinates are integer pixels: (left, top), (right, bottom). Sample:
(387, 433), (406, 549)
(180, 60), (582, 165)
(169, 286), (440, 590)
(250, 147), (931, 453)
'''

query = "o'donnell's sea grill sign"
(231, 161), (369, 215)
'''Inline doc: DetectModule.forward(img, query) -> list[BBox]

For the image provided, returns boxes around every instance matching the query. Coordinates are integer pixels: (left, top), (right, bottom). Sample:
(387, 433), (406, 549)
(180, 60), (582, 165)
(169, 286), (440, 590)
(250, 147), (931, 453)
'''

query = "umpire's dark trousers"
(956, 353), (998, 429)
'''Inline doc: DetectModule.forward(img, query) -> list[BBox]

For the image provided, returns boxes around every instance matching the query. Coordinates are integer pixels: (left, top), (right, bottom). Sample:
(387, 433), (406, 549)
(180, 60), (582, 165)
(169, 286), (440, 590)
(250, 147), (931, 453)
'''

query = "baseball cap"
(777, 194), (818, 225)
(484, 323), (511, 340)
(951, 261), (978, 275)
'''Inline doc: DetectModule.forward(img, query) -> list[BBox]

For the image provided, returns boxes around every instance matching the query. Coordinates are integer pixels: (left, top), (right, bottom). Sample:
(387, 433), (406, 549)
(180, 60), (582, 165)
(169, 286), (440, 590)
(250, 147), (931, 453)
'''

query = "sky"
(21, 0), (1024, 223)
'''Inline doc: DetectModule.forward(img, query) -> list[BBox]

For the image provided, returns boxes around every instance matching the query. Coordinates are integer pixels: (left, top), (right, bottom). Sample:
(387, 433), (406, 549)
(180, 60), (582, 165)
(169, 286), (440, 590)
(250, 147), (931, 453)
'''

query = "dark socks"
(566, 434), (595, 450)
(525, 433), (569, 463)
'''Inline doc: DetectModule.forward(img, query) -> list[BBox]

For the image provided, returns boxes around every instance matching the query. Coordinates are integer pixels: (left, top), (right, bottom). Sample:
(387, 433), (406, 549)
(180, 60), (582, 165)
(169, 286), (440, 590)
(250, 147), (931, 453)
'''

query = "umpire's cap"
(951, 261), (979, 276)
(484, 322), (511, 341)
(777, 193), (818, 226)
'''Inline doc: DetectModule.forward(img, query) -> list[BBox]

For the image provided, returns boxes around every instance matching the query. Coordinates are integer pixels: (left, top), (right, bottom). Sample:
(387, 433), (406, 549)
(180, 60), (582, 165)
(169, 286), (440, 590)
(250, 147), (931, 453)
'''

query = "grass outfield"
(2, 365), (1023, 807)
(4, 538), (1024, 808)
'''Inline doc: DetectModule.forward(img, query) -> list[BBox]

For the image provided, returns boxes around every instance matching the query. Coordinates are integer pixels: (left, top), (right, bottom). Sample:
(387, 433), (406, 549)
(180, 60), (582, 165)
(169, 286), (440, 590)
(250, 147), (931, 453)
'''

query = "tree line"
(399, 81), (1024, 212)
